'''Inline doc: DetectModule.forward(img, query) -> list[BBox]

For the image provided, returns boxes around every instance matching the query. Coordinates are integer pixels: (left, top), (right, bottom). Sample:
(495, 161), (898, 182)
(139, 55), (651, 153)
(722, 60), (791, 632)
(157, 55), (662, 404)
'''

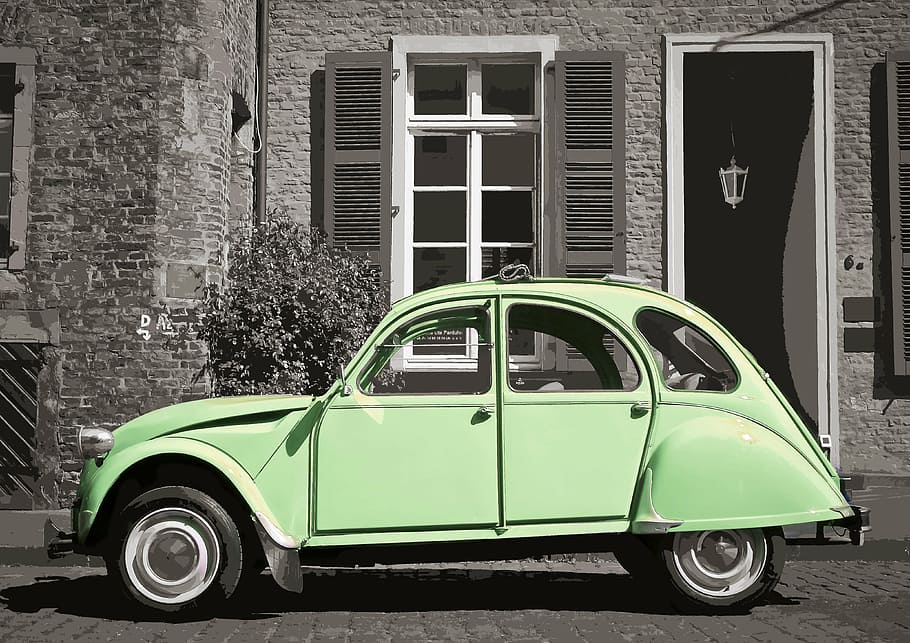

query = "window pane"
(0, 175), (8, 259)
(413, 328), (467, 356)
(0, 65), (13, 115)
(410, 306), (487, 357)
(508, 304), (640, 391)
(482, 64), (534, 115)
(636, 309), (739, 391)
(414, 65), (467, 115)
(414, 192), (465, 242)
(0, 176), (9, 218)
(482, 134), (535, 187)
(414, 136), (466, 187)
(482, 192), (533, 243)
(0, 120), (12, 173)
(413, 247), (466, 293)
(0, 219), (8, 260)
(481, 247), (533, 279)
(362, 307), (492, 394)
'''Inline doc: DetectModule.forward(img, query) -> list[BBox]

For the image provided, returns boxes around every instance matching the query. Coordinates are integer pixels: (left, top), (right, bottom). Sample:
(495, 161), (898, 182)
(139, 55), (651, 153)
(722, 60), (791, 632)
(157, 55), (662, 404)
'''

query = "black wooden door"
(0, 342), (40, 509)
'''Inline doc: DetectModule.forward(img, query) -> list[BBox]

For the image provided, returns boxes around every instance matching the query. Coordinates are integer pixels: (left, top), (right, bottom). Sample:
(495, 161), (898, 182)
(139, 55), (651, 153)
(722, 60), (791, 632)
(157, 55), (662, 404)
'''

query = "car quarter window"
(507, 303), (640, 392)
(359, 305), (492, 395)
(635, 309), (739, 392)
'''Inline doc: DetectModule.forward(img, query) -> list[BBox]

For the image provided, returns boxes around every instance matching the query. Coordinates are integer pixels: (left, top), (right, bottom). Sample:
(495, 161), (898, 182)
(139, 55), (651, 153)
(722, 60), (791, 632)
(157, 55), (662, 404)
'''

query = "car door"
(499, 299), (653, 524)
(313, 298), (500, 533)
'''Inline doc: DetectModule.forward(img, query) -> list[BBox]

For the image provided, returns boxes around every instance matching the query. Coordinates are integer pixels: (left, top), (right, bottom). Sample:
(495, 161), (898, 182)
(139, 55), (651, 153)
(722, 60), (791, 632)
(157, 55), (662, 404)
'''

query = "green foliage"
(197, 214), (388, 396)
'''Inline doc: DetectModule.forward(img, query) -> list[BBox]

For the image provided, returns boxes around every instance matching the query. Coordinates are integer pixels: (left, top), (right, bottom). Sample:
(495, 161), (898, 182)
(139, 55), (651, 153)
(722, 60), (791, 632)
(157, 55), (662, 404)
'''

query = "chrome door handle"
(631, 401), (651, 417)
(478, 405), (495, 416)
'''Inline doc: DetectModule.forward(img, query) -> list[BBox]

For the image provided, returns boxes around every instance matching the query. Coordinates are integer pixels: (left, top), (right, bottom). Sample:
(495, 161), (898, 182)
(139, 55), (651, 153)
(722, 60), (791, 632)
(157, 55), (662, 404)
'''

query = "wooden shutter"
(888, 50), (910, 375)
(554, 51), (626, 371)
(3, 50), (35, 272)
(555, 50), (626, 280)
(324, 52), (391, 284)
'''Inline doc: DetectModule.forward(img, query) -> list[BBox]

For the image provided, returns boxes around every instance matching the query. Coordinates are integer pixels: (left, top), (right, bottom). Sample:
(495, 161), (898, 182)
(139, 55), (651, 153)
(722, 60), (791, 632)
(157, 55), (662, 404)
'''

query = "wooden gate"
(0, 342), (41, 509)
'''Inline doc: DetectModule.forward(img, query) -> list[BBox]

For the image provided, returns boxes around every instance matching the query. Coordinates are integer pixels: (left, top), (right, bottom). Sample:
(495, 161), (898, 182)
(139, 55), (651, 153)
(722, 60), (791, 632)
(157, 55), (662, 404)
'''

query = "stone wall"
(0, 0), (257, 506)
(267, 0), (910, 475)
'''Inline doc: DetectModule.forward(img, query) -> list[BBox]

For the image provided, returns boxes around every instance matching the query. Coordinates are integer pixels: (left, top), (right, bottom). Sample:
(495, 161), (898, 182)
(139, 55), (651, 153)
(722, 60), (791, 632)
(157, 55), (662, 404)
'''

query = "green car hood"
(110, 394), (314, 456)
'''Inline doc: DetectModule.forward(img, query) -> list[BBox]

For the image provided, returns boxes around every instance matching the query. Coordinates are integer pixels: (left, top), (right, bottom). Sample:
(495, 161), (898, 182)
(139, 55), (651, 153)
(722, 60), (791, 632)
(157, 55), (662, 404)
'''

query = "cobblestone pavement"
(0, 559), (908, 642)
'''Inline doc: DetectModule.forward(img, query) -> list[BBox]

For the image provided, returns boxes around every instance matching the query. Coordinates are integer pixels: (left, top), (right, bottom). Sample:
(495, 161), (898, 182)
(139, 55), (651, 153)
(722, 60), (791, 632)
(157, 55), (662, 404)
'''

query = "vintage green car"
(47, 273), (869, 613)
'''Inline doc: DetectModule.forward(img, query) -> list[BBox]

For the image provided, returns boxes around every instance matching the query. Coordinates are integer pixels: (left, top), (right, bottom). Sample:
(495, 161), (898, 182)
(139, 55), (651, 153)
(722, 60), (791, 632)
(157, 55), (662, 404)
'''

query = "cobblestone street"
(0, 559), (908, 642)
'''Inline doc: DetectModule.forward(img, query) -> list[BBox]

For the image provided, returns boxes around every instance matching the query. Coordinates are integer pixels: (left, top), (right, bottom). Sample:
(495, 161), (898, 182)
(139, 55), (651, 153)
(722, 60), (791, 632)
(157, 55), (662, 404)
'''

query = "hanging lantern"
(719, 156), (749, 209)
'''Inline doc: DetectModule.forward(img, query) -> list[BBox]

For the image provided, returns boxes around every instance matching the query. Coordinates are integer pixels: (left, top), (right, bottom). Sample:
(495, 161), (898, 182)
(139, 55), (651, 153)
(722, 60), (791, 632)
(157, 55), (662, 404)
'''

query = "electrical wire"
(233, 60), (262, 154)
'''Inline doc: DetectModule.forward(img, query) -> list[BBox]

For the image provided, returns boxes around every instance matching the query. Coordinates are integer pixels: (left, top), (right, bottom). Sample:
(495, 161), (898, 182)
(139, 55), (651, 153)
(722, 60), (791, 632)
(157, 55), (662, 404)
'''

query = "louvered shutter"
(888, 50), (910, 375)
(555, 51), (626, 371)
(324, 52), (391, 285)
(555, 51), (626, 280)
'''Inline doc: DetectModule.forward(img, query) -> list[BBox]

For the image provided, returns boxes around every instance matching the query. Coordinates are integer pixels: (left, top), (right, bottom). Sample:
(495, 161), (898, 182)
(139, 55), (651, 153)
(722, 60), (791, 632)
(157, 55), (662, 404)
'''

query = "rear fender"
(631, 411), (847, 534)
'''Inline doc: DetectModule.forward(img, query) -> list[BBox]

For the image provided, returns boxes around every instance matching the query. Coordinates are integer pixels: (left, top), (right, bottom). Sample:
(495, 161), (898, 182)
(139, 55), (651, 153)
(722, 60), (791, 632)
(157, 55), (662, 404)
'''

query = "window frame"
(391, 37), (558, 370)
(356, 299), (495, 392)
(504, 299), (644, 393)
(407, 58), (540, 294)
(634, 306), (742, 395)
(0, 48), (34, 272)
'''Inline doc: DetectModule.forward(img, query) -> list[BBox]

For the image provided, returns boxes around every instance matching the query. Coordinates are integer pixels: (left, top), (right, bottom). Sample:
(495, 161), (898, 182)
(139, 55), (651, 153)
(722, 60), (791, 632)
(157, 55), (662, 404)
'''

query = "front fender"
(631, 407), (847, 533)
(76, 436), (300, 546)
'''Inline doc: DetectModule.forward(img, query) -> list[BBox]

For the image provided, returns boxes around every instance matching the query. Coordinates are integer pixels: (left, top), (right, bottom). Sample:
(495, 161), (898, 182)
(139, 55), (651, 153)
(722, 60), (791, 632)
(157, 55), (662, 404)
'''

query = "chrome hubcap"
(671, 529), (767, 597)
(123, 507), (220, 605)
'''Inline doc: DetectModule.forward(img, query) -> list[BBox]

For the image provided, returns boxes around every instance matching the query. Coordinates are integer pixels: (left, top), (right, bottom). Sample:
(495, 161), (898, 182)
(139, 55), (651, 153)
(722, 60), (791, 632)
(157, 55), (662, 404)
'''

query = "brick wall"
(0, 0), (257, 506)
(267, 0), (910, 475)
(0, 0), (906, 506)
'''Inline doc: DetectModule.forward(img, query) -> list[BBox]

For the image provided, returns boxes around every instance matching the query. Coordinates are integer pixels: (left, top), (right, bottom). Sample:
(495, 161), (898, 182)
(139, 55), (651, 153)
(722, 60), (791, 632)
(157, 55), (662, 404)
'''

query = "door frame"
(312, 296), (502, 534)
(498, 296), (654, 524)
(663, 33), (840, 466)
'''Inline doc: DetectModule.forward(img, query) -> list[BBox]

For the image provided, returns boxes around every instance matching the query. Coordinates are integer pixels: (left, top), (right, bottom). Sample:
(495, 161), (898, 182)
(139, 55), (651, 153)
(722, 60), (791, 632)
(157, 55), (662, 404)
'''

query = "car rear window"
(636, 309), (738, 392)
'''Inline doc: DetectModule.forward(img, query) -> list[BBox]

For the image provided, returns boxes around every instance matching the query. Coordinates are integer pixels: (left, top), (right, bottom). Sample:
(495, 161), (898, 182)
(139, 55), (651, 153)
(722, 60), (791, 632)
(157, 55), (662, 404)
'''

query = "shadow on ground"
(0, 567), (798, 623)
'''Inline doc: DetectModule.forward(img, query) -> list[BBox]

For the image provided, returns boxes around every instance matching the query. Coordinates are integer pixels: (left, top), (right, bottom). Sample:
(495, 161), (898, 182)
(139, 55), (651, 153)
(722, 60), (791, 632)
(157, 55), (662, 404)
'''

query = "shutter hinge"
(391, 205), (400, 217)
(392, 68), (401, 81)
(14, 81), (24, 94)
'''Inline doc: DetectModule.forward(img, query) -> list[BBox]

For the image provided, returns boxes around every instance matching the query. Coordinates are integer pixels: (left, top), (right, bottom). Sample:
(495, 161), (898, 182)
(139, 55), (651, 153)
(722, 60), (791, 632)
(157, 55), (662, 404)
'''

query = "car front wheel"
(106, 486), (245, 613)
(659, 527), (784, 612)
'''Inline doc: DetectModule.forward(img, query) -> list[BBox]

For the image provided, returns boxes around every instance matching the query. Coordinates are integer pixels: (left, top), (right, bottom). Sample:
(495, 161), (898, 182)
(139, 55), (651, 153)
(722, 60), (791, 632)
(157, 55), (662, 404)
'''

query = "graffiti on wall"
(136, 307), (194, 341)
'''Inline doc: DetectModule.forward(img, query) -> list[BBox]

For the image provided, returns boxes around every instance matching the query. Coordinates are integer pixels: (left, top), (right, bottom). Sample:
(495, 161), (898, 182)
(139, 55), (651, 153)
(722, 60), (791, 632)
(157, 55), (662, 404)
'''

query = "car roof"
(390, 277), (692, 319)
(383, 276), (759, 376)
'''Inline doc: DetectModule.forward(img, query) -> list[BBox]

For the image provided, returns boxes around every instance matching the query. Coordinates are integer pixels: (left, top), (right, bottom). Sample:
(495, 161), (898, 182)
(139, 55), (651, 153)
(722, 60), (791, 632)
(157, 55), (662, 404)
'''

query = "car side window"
(359, 305), (492, 395)
(635, 309), (738, 392)
(507, 304), (640, 392)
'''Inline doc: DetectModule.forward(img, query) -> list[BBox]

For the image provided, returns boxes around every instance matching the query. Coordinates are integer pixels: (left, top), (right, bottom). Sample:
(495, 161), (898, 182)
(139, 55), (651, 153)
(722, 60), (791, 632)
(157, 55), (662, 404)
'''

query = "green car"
(46, 272), (869, 614)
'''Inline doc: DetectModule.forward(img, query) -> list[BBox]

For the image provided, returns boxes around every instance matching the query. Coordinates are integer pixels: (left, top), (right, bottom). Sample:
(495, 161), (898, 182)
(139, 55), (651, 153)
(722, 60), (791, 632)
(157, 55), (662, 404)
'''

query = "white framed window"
(391, 36), (558, 369)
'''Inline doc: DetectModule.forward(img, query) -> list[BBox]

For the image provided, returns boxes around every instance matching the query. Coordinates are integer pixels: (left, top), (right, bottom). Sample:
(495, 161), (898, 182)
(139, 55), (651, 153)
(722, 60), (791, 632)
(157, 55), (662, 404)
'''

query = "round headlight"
(78, 428), (115, 460)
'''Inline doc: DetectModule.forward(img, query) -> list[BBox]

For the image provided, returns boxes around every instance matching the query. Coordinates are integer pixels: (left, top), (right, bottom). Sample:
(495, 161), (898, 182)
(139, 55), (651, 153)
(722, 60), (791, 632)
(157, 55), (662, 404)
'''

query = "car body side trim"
(255, 511), (298, 549)
(253, 513), (303, 593)
(631, 468), (684, 534)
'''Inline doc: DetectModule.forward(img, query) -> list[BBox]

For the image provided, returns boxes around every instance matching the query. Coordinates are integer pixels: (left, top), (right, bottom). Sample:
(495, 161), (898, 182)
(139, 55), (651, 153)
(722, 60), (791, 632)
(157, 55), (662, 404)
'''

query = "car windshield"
(636, 309), (738, 392)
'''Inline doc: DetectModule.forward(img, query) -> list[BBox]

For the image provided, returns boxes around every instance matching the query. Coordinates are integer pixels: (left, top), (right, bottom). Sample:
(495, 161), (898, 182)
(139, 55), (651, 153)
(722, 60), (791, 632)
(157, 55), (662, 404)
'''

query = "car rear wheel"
(106, 486), (245, 613)
(659, 527), (784, 612)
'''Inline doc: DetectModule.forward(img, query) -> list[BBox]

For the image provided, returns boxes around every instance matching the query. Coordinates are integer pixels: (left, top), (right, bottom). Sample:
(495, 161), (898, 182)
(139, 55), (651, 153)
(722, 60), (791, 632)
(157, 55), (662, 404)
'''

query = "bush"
(196, 214), (389, 396)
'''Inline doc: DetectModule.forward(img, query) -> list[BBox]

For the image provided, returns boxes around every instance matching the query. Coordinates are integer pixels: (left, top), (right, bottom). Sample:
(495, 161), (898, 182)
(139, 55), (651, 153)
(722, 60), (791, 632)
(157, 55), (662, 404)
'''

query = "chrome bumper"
(835, 504), (871, 546)
(44, 518), (76, 559)
(784, 505), (871, 546)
